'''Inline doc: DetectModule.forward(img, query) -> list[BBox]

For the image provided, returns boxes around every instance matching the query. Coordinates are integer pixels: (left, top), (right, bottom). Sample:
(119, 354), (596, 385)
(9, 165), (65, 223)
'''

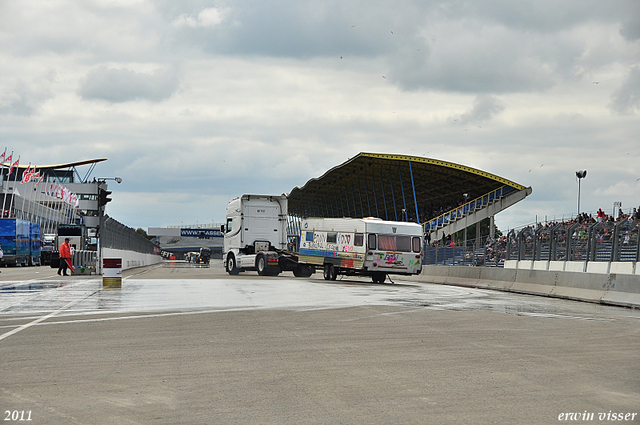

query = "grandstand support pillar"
(351, 184), (357, 217)
(464, 219), (467, 250)
(343, 187), (350, 218)
(372, 175), (379, 218)
(357, 180), (365, 217)
(490, 215), (495, 239)
(380, 171), (388, 220)
(476, 219), (481, 246)
(388, 168), (398, 221)
(409, 161), (420, 224)
(398, 165), (408, 222)
(364, 177), (372, 217)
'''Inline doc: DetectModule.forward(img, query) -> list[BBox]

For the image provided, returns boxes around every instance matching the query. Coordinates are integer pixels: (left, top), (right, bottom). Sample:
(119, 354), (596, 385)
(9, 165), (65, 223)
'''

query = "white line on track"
(0, 284), (100, 342)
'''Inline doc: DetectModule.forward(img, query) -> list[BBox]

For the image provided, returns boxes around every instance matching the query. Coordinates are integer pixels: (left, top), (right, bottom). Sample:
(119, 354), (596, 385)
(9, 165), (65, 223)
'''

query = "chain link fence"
(423, 218), (640, 267)
(101, 215), (158, 254)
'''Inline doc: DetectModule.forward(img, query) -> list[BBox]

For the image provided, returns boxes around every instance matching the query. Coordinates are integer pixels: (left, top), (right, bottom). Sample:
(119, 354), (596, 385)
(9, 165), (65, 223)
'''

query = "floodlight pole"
(576, 171), (587, 216)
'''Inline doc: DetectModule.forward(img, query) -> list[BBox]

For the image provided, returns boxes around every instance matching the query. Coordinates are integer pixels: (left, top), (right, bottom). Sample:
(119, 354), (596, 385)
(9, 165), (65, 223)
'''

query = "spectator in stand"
(597, 208), (605, 222)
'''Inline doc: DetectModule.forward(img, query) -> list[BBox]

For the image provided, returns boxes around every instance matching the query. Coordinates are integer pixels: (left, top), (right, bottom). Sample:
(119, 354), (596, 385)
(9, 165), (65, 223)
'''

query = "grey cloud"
(456, 94), (506, 124)
(78, 66), (179, 102)
(166, 0), (636, 94)
(0, 79), (53, 116)
(609, 67), (640, 115)
(620, 17), (640, 41)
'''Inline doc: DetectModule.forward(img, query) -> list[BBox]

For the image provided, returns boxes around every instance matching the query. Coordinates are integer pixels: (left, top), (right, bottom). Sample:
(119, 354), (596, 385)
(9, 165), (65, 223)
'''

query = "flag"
(65, 257), (74, 273)
(21, 164), (32, 183)
(8, 157), (19, 177)
(4, 153), (12, 167)
(21, 165), (40, 183)
(0, 149), (6, 164)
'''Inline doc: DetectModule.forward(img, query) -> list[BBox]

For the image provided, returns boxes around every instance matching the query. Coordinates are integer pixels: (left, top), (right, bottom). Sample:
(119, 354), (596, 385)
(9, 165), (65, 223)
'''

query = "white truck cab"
(221, 194), (288, 275)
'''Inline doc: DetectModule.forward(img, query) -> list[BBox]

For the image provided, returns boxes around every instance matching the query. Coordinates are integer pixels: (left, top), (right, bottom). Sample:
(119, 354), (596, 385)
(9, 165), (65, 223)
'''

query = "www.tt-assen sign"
(180, 229), (223, 238)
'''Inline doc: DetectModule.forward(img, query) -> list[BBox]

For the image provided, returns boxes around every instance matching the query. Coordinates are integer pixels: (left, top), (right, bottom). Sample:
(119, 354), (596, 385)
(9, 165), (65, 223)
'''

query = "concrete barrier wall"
(102, 248), (162, 271)
(413, 264), (640, 308)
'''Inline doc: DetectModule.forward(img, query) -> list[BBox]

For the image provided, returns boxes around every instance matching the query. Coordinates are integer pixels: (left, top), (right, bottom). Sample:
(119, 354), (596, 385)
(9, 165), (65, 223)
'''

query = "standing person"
(57, 238), (72, 276)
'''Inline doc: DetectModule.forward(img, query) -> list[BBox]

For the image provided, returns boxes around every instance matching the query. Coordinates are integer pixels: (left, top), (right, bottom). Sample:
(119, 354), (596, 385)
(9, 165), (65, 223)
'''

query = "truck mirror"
(220, 225), (225, 233)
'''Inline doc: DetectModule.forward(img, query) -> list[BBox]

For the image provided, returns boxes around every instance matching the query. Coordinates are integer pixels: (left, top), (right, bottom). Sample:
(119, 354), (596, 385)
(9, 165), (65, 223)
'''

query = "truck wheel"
(372, 272), (386, 284)
(256, 254), (268, 276)
(226, 255), (240, 275)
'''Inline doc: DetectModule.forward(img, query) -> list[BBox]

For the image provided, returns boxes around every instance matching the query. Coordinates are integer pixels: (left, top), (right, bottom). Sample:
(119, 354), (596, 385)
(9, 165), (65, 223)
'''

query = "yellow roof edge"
(360, 152), (526, 191)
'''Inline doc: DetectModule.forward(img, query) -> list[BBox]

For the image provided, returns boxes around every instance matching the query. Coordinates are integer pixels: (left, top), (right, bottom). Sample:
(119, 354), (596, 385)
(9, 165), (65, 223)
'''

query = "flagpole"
(23, 163), (33, 221)
(0, 148), (6, 218)
(7, 156), (19, 218)
(1, 151), (13, 217)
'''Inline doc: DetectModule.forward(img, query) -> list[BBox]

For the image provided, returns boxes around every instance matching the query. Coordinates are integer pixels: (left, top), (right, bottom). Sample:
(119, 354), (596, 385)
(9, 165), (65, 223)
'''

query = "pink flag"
(21, 164), (32, 183)
(8, 157), (19, 177)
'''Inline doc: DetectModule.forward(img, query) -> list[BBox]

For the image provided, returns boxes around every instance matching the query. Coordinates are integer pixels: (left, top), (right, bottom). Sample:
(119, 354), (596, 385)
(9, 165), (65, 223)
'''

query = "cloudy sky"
(2, 0), (639, 231)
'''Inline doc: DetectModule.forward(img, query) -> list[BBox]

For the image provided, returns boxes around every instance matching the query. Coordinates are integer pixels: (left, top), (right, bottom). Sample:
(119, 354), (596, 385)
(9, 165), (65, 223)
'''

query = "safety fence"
(423, 242), (506, 267)
(102, 215), (158, 255)
(423, 218), (640, 267)
(505, 218), (640, 262)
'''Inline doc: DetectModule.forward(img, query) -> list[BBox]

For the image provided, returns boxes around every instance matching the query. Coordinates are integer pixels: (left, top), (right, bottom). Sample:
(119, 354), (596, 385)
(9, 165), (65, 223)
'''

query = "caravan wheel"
(323, 264), (337, 281)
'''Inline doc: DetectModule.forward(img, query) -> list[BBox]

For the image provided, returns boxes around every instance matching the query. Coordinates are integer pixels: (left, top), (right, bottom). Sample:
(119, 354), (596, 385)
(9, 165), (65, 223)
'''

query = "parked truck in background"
(28, 222), (41, 266)
(0, 218), (33, 266)
(221, 194), (423, 283)
(41, 233), (56, 265)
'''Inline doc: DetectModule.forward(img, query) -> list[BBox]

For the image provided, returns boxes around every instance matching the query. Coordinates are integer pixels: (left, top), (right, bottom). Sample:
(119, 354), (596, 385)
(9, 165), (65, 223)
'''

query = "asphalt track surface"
(0, 262), (639, 424)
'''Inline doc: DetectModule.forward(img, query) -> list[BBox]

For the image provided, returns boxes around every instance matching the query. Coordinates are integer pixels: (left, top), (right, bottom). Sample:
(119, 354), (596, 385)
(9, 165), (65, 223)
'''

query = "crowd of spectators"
(424, 206), (640, 266)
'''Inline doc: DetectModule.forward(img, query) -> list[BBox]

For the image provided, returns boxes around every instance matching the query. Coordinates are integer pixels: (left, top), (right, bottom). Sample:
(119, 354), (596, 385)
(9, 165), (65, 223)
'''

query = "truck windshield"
(378, 235), (411, 252)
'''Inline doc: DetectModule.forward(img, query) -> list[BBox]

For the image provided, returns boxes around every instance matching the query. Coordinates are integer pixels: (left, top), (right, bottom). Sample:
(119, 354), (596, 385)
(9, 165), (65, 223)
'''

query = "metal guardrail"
(422, 218), (640, 267)
(506, 218), (640, 262)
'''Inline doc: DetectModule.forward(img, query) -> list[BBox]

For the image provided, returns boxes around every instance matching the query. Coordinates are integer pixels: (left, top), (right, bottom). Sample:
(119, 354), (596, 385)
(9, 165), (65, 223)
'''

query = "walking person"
(57, 238), (72, 276)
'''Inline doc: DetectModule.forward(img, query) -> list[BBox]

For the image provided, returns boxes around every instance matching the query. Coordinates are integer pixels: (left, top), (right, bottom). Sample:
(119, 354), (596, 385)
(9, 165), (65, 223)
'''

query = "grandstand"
(287, 152), (531, 242)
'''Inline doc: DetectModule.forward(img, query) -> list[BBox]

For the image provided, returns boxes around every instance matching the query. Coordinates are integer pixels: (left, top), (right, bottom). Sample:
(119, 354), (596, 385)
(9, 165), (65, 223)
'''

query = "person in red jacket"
(57, 238), (72, 276)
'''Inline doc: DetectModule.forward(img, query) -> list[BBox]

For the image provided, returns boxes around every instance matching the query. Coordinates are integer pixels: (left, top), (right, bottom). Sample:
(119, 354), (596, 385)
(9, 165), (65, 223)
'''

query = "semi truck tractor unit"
(221, 194), (314, 277)
(222, 194), (423, 283)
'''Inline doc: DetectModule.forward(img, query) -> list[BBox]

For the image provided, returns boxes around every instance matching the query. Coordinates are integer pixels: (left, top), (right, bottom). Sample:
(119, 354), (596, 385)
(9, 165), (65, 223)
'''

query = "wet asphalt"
(0, 262), (639, 424)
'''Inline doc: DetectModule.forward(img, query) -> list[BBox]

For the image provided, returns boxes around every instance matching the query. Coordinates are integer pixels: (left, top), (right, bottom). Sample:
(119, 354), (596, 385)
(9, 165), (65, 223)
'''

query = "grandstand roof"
(287, 152), (527, 222)
(1, 158), (108, 169)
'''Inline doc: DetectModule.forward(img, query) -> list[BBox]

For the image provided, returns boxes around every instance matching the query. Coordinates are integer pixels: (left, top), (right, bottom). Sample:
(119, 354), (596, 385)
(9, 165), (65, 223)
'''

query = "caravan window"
(412, 237), (421, 253)
(327, 232), (337, 243)
(378, 235), (411, 252)
(354, 233), (364, 247)
(368, 234), (376, 250)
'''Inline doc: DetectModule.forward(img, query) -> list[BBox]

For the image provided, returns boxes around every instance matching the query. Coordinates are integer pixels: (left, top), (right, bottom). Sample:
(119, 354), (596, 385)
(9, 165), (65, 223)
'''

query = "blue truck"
(0, 219), (41, 266)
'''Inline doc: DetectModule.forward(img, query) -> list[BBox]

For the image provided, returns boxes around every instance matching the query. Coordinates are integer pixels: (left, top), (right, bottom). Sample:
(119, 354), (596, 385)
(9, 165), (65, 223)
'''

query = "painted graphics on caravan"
(298, 217), (423, 282)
